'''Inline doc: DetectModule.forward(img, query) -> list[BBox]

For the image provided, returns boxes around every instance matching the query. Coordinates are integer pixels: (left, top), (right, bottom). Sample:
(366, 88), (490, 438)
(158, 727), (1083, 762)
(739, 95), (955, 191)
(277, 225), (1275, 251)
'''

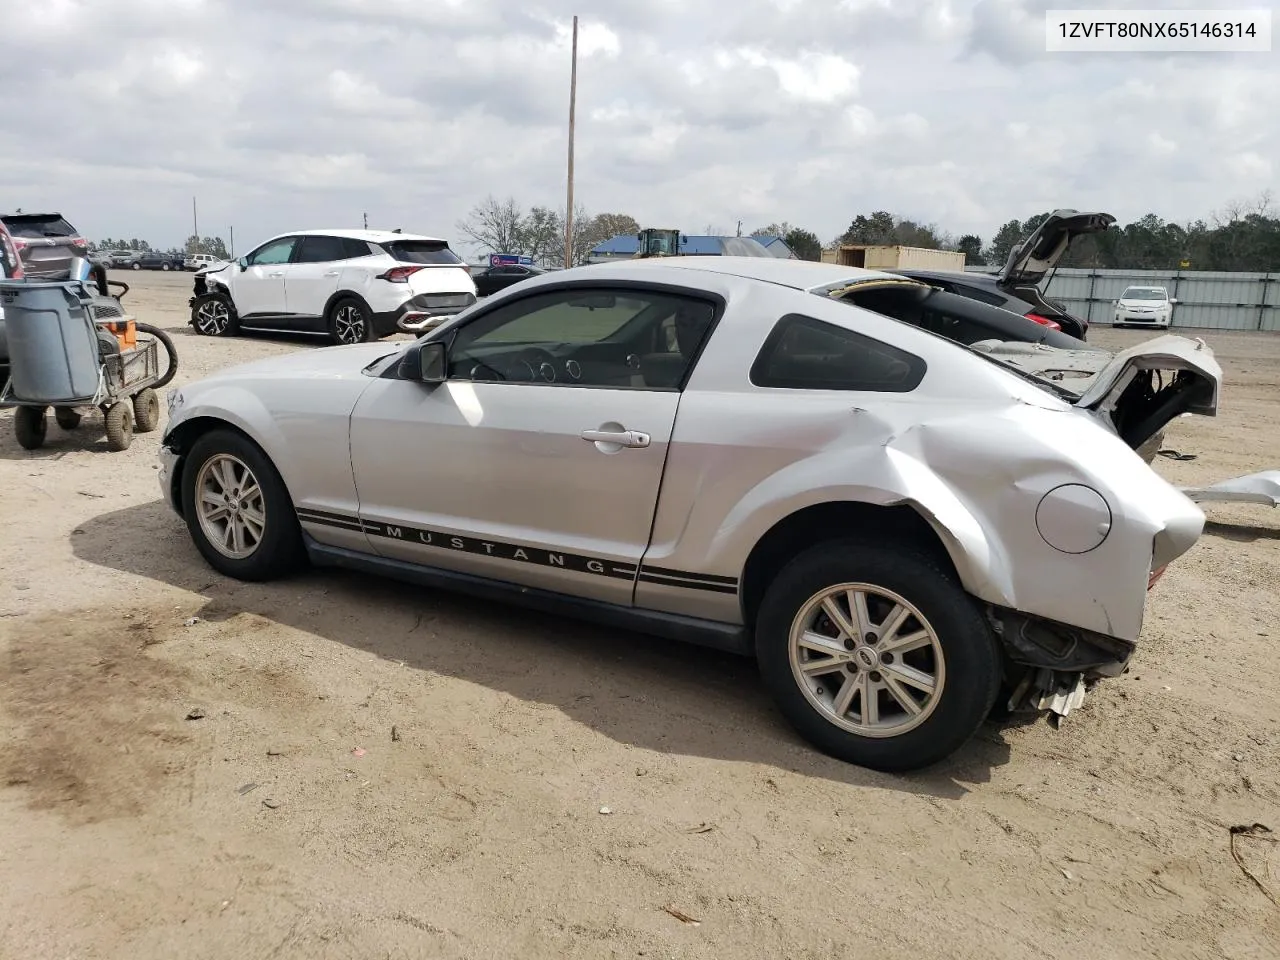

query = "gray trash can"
(0, 280), (101, 403)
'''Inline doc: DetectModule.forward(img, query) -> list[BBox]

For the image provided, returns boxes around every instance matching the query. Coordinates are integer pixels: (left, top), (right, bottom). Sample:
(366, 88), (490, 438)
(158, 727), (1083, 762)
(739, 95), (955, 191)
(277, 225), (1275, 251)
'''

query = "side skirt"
(305, 540), (754, 656)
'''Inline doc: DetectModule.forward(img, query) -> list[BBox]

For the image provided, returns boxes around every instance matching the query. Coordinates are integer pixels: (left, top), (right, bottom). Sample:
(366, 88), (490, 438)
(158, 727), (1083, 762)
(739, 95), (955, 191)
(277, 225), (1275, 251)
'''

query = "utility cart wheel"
(54, 407), (82, 430)
(14, 406), (48, 450)
(104, 402), (134, 451)
(133, 388), (161, 432)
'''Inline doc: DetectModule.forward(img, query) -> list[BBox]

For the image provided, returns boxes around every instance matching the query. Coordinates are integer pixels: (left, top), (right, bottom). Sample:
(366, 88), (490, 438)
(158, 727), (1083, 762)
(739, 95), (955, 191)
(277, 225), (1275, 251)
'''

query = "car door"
(285, 235), (350, 328)
(347, 285), (719, 606)
(231, 236), (298, 320)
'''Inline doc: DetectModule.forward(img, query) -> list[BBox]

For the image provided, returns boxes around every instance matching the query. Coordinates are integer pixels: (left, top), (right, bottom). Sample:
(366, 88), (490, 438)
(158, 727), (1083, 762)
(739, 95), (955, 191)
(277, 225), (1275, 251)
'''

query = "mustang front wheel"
(756, 540), (1001, 772)
(180, 429), (304, 580)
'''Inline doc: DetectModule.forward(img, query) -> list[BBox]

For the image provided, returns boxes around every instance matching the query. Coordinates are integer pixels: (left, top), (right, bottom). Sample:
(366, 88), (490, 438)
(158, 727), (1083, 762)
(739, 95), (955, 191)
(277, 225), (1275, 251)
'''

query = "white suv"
(187, 229), (478, 345)
(184, 253), (226, 271)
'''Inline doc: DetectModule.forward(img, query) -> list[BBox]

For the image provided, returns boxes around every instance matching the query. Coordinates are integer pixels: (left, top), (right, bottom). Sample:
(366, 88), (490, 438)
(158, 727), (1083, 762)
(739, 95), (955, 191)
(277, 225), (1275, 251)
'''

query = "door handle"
(323, 270), (340, 278)
(580, 428), (650, 448)
(268, 271), (284, 278)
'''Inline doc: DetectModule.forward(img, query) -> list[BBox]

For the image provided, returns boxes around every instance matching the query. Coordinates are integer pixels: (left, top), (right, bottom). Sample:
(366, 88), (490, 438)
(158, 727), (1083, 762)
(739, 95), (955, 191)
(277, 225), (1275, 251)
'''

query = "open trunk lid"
(997, 209), (1116, 287)
(971, 334), (1221, 451)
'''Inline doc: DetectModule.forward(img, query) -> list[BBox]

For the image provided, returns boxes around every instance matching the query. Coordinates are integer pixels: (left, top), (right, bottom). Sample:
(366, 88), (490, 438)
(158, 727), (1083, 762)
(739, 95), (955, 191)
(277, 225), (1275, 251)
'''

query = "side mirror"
(399, 341), (447, 383)
(238, 257), (248, 270)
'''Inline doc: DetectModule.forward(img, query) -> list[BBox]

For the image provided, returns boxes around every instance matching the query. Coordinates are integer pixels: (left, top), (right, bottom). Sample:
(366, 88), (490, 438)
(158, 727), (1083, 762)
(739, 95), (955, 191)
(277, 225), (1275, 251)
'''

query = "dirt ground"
(2, 270), (1278, 960)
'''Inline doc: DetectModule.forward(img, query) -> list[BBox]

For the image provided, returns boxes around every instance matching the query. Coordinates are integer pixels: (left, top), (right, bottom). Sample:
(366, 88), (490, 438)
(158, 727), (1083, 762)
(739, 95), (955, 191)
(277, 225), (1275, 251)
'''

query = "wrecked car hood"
(998, 209), (1117, 287)
(970, 334), (1221, 450)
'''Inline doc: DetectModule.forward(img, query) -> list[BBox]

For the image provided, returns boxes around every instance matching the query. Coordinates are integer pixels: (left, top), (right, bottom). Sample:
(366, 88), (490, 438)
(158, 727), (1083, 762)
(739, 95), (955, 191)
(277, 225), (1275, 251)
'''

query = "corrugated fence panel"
(963, 266), (1280, 331)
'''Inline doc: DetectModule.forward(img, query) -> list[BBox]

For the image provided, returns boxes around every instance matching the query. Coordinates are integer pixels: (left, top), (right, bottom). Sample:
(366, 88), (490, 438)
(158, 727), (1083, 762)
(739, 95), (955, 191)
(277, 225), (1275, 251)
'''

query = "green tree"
(783, 227), (823, 261)
(956, 234), (984, 265)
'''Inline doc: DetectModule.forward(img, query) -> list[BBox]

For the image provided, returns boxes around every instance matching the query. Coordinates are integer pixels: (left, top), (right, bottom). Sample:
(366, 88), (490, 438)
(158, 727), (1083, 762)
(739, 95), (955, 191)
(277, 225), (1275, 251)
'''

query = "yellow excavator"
(634, 228), (682, 258)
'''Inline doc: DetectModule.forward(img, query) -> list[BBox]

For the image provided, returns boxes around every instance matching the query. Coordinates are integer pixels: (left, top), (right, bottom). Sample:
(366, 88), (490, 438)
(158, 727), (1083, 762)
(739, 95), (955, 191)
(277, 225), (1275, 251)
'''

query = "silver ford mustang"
(159, 257), (1221, 771)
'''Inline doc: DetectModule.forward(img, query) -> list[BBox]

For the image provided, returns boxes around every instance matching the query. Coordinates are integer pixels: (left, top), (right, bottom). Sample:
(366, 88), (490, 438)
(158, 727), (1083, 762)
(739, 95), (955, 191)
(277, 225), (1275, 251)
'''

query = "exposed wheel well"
(740, 501), (959, 628)
(163, 417), (264, 516)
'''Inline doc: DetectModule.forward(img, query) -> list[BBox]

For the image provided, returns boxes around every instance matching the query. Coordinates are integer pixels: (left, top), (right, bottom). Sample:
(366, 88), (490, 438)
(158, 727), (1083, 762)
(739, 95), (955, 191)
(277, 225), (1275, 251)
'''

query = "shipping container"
(822, 244), (966, 271)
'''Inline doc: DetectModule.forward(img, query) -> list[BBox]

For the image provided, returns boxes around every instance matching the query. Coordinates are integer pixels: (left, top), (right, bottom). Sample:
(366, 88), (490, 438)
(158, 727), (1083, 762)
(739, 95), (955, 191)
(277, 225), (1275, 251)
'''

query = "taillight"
(1026, 312), (1062, 331)
(72, 237), (88, 248)
(1148, 565), (1168, 590)
(376, 265), (425, 283)
(2, 234), (23, 278)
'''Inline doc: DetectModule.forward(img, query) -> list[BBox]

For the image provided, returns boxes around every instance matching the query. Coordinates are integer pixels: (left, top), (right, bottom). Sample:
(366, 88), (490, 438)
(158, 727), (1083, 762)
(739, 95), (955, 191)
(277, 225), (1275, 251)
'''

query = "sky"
(1, 0), (1276, 256)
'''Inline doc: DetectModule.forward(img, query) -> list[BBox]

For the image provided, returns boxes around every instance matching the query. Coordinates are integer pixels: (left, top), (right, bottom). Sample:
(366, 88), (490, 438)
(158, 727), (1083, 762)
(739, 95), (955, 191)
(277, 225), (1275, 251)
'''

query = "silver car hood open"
(998, 209), (1117, 287)
(970, 334), (1221, 450)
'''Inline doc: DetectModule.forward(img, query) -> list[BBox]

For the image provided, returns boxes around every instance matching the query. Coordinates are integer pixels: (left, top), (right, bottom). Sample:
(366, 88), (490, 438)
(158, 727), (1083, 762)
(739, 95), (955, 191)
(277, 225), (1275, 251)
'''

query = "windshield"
(1122, 287), (1167, 301)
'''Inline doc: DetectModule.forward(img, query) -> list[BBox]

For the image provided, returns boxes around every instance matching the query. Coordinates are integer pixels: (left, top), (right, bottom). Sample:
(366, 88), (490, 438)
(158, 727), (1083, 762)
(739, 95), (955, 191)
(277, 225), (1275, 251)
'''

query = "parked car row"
(159, 252), (1221, 772)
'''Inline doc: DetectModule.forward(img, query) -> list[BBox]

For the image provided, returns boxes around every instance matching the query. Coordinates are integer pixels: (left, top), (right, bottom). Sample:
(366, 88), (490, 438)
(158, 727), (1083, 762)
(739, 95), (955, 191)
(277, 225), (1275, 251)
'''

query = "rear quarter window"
(751, 314), (926, 392)
(383, 240), (463, 265)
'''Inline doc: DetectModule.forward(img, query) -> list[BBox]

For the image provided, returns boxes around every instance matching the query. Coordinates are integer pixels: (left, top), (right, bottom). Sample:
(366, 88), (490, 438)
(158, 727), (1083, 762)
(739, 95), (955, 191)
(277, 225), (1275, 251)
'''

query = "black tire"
(180, 429), (305, 581)
(755, 540), (1001, 772)
(131, 261), (141, 270)
(54, 407), (82, 430)
(161, 262), (171, 271)
(14, 406), (47, 450)
(135, 322), (178, 388)
(133, 388), (161, 432)
(104, 402), (133, 451)
(326, 296), (374, 346)
(190, 292), (240, 338)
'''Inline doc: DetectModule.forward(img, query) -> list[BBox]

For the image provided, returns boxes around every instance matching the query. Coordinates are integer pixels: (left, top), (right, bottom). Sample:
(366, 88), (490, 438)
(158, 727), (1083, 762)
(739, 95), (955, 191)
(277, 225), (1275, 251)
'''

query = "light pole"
(563, 15), (579, 268)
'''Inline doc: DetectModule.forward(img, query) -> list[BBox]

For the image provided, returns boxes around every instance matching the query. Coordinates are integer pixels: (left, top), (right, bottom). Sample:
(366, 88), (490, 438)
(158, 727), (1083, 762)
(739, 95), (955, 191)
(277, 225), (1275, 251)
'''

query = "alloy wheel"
(788, 582), (946, 738)
(195, 453), (267, 559)
(195, 299), (230, 335)
(334, 304), (366, 344)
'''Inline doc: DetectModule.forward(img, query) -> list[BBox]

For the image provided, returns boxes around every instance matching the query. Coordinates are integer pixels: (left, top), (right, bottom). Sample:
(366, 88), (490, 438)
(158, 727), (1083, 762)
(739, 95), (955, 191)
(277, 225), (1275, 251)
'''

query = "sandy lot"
(2, 270), (1278, 960)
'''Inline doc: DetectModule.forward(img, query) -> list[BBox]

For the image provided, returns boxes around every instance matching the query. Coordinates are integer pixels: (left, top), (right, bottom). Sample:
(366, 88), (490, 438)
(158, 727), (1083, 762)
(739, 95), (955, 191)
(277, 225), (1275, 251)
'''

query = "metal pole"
(229, 225), (235, 257)
(563, 15), (578, 268)
(363, 212), (368, 229)
(192, 196), (198, 244)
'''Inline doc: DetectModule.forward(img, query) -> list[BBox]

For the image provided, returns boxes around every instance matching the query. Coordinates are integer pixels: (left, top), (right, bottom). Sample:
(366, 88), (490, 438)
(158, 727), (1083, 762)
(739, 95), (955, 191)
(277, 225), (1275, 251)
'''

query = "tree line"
(836, 193), (1280, 273)
(92, 192), (1280, 274)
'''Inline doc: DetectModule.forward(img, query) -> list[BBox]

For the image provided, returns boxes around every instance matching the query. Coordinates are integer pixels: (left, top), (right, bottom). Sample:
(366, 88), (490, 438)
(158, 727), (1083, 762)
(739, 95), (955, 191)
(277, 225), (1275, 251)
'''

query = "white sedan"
(1114, 285), (1175, 328)
(159, 257), (1220, 771)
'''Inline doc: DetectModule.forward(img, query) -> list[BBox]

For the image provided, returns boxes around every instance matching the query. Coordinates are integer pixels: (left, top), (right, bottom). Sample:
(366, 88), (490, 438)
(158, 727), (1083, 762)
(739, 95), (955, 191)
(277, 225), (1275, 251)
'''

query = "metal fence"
(964, 266), (1280, 331)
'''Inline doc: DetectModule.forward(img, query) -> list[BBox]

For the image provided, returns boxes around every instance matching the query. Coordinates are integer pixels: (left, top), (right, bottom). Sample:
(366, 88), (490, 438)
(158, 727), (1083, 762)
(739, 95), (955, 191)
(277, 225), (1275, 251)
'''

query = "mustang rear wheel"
(756, 540), (1001, 772)
(180, 429), (304, 580)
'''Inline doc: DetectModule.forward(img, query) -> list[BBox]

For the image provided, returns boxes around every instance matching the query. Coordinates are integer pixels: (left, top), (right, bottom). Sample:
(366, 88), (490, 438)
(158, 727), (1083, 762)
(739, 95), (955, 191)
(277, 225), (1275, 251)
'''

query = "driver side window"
(444, 287), (717, 390)
(247, 237), (297, 266)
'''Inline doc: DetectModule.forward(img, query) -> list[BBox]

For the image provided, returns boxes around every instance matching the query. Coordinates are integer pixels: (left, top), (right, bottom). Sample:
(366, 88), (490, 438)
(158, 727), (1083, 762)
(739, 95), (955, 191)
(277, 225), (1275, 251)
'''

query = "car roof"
(271, 228), (448, 244)
(582, 255), (903, 291)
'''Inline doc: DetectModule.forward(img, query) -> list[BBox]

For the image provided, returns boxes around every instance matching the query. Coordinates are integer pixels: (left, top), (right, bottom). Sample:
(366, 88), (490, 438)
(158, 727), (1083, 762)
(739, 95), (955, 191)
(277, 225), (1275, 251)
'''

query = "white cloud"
(0, 0), (1274, 253)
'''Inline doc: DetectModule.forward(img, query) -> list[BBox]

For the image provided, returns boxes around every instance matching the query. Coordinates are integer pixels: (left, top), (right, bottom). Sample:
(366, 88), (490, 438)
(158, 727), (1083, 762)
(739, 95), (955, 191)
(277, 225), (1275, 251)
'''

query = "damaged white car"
(158, 257), (1221, 772)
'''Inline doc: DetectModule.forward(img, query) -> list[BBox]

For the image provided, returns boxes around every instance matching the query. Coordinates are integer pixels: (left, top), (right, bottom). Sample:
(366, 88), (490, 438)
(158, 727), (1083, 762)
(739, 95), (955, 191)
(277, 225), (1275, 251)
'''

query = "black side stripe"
(639, 564), (738, 587)
(295, 508), (739, 594)
(637, 572), (739, 595)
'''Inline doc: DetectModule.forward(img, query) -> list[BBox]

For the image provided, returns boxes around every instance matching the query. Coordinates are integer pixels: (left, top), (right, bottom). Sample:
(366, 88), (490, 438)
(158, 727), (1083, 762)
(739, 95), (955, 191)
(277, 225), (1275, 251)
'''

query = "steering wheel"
(512, 346), (559, 383)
